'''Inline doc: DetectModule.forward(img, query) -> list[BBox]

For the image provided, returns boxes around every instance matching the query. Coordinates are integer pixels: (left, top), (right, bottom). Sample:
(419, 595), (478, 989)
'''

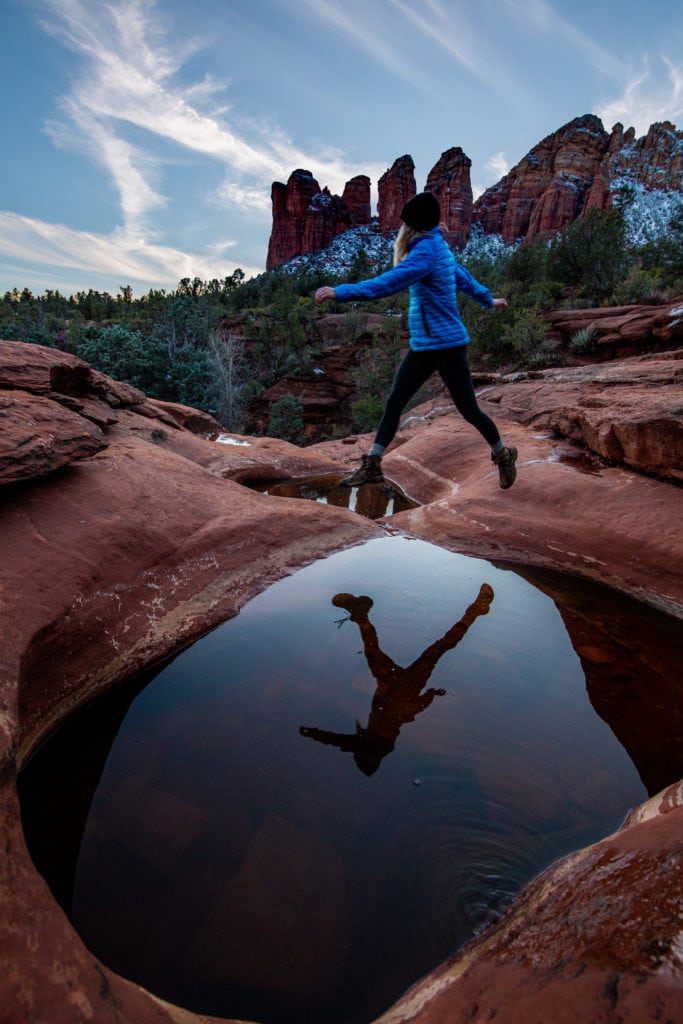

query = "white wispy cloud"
(299, 0), (426, 89)
(499, 0), (624, 78)
(0, 211), (261, 290)
(304, 0), (530, 109)
(597, 55), (683, 135)
(485, 151), (510, 180)
(24, 0), (378, 292)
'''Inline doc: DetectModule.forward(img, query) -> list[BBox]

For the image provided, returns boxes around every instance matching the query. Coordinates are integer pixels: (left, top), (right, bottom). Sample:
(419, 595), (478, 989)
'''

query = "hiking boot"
(492, 446), (518, 489)
(340, 454), (384, 487)
(332, 593), (373, 621)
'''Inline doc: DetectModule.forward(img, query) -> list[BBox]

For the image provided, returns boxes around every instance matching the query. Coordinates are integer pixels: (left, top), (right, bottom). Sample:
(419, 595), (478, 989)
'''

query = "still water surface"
(21, 536), (659, 1024)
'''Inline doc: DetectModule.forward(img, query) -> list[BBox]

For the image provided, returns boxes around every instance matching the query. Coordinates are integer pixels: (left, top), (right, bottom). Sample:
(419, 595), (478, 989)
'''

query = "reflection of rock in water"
(256, 474), (418, 520)
(510, 564), (683, 796)
(186, 815), (348, 1012)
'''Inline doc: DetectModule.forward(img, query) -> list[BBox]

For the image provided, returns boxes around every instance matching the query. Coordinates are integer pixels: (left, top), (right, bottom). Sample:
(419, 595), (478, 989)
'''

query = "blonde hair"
(393, 223), (430, 265)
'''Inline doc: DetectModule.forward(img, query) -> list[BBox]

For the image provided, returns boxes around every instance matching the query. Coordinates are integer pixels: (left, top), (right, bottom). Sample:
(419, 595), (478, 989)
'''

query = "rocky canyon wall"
(266, 115), (683, 268)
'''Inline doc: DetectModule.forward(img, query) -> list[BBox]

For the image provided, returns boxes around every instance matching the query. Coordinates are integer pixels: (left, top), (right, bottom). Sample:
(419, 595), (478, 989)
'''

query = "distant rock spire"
(378, 155), (416, 232)
(425, 147), (473, 249)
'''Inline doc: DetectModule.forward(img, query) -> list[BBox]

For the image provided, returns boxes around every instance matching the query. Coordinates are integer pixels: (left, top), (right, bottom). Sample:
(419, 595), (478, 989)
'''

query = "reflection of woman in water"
(300, 583), (494, 775)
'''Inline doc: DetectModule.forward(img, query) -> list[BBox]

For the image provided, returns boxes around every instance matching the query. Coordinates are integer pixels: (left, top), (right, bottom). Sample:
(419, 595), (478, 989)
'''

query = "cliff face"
(473, 116), (683, 243)
(266, 115), (683, 265)
(266, 169), (358, 270)
(425, 146), (473, 249)
(472, 114), (611, 242)
(377, 154), (416, 232)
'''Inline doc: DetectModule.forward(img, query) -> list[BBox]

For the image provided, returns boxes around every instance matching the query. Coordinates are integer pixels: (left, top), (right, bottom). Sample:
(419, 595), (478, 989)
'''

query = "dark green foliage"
(344, 319), (441, 428)
(74, 325), (170, 396)
(351, 394), (384, 432)
(639, 205), (683, 288)
(268, 393), (305, 444)
(546, 207), (628, 304)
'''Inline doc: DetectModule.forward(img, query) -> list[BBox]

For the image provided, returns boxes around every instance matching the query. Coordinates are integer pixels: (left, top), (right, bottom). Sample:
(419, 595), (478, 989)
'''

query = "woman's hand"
(315, 286), (336, 304)
(492, 297), (508, 308)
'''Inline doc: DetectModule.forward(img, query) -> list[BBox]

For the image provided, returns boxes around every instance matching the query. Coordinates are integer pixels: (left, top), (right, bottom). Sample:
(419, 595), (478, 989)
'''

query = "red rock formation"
(472, 114), (611, 243)
(267, 117), (682, 264)
(612, 120), (683, 191)
(473, 116), (683, 243)
(342, 174), (371, 225)
(266, 170), (354, 270)
(371, 781), (683, 1024)
(425, 147), (473, 249)
(582, 122), (635, 210)
(378, 155), (416, 231)
(476, 351), (683, 482)
(0, 389), (107, 483)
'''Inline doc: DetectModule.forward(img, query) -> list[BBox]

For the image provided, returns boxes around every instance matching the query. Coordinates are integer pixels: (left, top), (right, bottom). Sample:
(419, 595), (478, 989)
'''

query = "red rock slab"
(2, 341), (682, 1024)
(144, 398), (223, 434)
(4, 436), (376, 758)
(0, 388), (107, 483)
(0, 338), (144, 406)
(543, 299), (683, 353)
(314, 401), (683, 616)
(477, 353), (683, 481)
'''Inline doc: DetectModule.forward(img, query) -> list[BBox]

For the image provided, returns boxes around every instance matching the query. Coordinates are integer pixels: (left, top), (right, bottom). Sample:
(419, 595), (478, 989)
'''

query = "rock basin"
(1, 339), (682, 1024)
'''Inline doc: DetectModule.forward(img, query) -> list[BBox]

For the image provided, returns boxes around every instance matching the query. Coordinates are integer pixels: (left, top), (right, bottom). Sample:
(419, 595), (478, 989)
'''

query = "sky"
(1, 0), (682, 298)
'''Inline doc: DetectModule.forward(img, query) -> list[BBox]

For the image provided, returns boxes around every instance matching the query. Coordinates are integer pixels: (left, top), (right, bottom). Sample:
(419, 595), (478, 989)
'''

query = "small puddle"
(253, 473), (418, 519)
(552, 447), (606, 475)
(19, 537), (682, 1024)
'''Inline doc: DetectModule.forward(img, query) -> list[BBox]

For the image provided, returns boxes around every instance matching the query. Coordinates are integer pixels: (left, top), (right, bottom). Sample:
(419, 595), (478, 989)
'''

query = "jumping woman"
(315, 191), (518, 489)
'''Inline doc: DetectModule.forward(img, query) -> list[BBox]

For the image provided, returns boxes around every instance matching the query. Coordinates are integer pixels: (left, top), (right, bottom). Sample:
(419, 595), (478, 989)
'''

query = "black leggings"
(374, 345), (500, 449)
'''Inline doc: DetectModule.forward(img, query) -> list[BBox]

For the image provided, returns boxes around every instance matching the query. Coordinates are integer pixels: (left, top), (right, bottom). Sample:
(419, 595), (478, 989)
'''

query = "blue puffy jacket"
(334, 227), (493, 351)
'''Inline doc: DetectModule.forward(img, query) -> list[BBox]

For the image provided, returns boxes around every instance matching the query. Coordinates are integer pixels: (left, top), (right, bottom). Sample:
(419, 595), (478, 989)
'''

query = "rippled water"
(20, 535), (681, 1024)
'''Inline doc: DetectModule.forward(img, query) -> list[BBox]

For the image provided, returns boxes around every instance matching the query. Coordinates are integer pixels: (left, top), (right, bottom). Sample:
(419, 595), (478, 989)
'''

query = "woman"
(315, 191), (517, 489)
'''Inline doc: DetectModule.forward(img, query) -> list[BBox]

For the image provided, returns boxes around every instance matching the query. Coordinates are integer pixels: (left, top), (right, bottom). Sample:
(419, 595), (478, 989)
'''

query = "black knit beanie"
(400, 191), (440, 231)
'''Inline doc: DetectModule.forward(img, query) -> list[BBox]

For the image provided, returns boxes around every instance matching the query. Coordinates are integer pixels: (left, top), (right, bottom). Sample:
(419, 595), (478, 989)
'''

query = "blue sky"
(1, 0), (682, 297)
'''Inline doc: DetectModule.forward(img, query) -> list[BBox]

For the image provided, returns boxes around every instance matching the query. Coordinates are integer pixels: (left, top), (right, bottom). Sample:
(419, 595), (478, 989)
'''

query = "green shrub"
(268, 393), (305, 444)
(343, 307), (369, 344)
(351, 395), (384, 432)
(569, 326), (597, 354)
(611, 266), (665, 305)
(547, 207), (629, 305)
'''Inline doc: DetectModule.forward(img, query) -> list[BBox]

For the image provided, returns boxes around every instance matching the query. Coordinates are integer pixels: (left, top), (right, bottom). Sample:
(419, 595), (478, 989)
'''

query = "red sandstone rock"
(374, 783), (683, 1024)
(477, 352), (683, 482)
(472, 115), (611, 243)
(0, 389), (108, 483)
(2, 342), (683, 1024)
(266, 170), (371, 269)
(425, 147), (473, 249)
(267, 117), (683, 266)
(473, 116), (683, 244)
(610, 120), (683, 193)
(378, 155), (416, 232)
(543, 297), (683, 356)
(342, 174), (372, 225)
